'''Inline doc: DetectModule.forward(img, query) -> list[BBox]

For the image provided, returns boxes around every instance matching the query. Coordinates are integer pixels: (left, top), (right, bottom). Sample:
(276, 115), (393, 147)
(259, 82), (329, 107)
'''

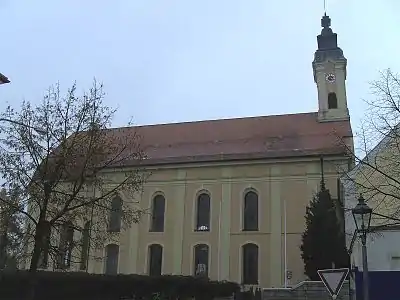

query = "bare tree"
(0, 80), (148, 277)
(342, 69), (400, 226)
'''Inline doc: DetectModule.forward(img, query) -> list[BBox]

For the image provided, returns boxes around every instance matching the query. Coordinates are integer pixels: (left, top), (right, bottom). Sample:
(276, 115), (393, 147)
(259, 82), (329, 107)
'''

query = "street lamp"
(0, 73), (10, 85)
(352, 194), (372, 300)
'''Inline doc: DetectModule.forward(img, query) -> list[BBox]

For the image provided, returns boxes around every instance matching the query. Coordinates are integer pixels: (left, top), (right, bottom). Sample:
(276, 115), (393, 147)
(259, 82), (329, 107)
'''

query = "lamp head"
(352, 194), (372, 232)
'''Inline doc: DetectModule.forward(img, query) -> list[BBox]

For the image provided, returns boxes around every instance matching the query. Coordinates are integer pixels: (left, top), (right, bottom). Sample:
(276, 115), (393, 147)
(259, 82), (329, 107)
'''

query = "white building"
(343, 132), (400, 271)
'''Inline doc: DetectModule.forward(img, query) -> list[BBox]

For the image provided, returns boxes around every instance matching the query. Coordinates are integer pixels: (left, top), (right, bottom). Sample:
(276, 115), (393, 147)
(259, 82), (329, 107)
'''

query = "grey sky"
(1, 0), (399, 141)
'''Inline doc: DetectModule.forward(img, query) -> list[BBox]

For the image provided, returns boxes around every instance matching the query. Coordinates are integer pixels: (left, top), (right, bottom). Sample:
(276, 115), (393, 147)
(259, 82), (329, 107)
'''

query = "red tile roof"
(112, 112), (352, 166)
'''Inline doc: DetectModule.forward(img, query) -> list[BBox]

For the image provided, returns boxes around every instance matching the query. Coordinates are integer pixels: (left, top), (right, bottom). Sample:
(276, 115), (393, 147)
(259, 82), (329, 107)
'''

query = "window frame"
(242, 243), (259, 285)
(328, 92), (338, 109)
(243, 191), (259, 231)
(108, 196), (123, 233)
(150, 194), (166, 232)
(193, 243), (210, 277)
(105, 243), (119, 275)
(148, 243), (163, 276)
(57, 221), (74, 269)
(195, 192), (211, 232)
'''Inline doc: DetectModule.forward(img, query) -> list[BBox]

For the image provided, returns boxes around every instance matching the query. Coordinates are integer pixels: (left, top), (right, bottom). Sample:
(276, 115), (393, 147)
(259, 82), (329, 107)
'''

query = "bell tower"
(313, 14), (349, 122)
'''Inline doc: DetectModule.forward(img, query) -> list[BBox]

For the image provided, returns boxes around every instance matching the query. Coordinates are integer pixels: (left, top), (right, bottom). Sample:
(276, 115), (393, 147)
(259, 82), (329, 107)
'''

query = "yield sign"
(317, 268), (349, 299)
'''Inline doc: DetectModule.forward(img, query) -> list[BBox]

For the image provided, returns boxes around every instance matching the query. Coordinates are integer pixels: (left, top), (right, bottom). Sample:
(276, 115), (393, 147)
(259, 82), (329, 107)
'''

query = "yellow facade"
(68, 157), (348, 288)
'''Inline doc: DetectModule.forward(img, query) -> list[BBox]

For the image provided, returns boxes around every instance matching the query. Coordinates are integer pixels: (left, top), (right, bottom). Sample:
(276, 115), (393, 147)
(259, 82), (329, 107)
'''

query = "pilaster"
(269, 165), (283, 287)
(172, 170), (187, 274)
(218, 167), (232, 280)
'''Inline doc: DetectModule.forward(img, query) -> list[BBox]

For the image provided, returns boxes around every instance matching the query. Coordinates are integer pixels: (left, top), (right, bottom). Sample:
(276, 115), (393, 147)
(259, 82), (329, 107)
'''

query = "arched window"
(108, 196), (122, 232)
(243, 191), (258, 231)
(328, 92), (338, 109)
(148, 244), (163, 276)
(58, 221), (74, 269)
(196, 193), (210, 231)
(38, 221), (51, 269)
(150, 195), (166, 232)
(193, 244), (209, 277)
(242, 243), (259, 284)
(105, 244), (119, 275)
(80, 221), (90, 270)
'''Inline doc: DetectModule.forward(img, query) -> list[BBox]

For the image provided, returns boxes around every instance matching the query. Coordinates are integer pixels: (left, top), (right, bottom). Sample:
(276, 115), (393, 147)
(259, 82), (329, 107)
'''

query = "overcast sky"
(1, 0), (399, 143)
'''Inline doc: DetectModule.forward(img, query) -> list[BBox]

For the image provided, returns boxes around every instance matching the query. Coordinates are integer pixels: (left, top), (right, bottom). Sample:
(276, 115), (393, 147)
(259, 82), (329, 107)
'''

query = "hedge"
(0, 271), (240, 300)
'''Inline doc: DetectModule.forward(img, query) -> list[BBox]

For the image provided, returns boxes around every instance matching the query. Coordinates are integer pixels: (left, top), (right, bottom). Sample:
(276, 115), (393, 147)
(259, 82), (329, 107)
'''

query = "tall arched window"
(105, 244), (119, 275)
(193, 244), (209, 277)
(58, 221), (74, 269)
(108, 196), (122, 232)
(196, 193), (210, 231)
(328, 92), (338, 109)
(80, 221), (90, 270)
(150, 195), (166, 232)
(148, 244), (163, 276)
(243, 191), (259, 231)
(242, 243), (259, 284)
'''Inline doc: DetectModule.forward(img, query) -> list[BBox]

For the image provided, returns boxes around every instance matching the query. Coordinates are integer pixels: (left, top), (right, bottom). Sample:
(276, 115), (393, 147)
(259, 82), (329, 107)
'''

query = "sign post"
(318, 268), (349, 299)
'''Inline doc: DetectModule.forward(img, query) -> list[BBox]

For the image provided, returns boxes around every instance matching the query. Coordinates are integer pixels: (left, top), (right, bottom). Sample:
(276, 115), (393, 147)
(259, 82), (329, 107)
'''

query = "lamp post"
(352, 194), (372, 300)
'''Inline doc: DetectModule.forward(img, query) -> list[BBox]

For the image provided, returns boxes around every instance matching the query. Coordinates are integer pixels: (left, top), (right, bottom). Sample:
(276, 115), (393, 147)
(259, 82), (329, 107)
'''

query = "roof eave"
(108, 148), (349, 169)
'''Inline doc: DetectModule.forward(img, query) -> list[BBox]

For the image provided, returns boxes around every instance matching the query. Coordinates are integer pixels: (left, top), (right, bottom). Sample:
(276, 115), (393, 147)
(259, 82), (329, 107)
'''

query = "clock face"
(326, 73), (336, 83)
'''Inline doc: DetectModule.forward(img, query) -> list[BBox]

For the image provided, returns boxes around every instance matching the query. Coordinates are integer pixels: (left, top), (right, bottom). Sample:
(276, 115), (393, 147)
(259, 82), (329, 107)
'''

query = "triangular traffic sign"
(317, 268), (349, 299)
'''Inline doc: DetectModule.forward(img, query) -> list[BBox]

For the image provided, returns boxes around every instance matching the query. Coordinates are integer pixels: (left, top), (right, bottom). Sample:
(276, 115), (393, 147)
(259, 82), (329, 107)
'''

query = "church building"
(77, 14), (353, 287)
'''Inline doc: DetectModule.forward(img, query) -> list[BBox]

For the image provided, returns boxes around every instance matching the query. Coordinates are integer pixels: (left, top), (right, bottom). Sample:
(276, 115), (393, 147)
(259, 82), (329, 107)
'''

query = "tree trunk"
(27, 182), (51, 300)
(0, 217), (9, 269)
(26, 220), (46, 300)
(29, 224), (43, 272)
(30, 181), (51, 272)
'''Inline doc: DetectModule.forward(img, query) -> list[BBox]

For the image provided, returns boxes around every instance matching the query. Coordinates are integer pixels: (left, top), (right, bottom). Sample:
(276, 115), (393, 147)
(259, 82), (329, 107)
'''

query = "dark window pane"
(108, 196), (122, 232)
(243, 191), (258, 231)
(105, 244), (119, 275)
(242, 243), (259, 284)
(196, 193), (210, 231)
(328, 92), (338, 109)
(80, 221), (90, 270)
(57, 221), (74, 269)
(148, 244), (163, 276)
(194, 244), (209, 277)
(150, 195), (166, 232)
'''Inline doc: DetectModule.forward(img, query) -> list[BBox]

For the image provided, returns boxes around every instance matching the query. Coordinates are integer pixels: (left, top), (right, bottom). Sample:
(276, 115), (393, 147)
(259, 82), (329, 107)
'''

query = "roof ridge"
(107, 112), (319, 130)
(142, 130), (344, 148)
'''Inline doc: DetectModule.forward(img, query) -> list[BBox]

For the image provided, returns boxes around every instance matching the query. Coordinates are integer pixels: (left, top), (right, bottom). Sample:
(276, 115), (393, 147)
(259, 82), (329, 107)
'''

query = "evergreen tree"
(300, 175), (349, 280)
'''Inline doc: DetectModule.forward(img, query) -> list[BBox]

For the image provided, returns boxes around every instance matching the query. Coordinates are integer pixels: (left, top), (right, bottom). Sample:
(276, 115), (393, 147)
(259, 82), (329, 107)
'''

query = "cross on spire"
(321, 13), (331, 29)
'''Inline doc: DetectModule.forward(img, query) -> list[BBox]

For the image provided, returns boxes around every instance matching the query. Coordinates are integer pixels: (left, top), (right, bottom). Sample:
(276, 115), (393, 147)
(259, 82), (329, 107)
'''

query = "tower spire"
(312, 13), (349, 122)
(321, 13), (331, 30)
(317, 14), (337, 50)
